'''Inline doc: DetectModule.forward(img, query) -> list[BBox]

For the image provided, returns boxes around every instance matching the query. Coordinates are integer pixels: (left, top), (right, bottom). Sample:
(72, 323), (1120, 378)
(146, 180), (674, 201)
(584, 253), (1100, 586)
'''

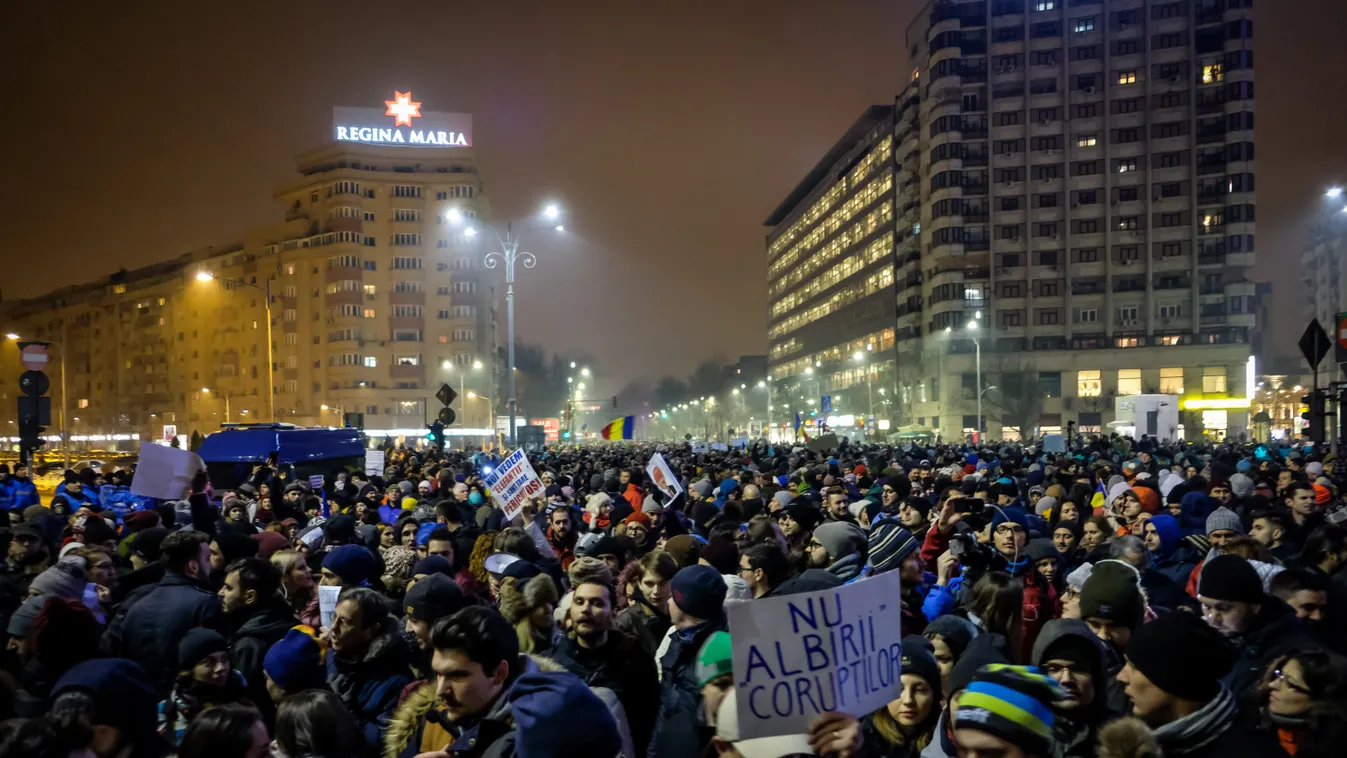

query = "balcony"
(389, 363), (425, 380)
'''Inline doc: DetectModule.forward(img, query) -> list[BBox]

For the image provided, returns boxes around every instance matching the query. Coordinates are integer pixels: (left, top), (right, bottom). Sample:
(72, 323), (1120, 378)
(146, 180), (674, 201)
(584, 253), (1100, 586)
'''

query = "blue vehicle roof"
(197, 424), (365, 464)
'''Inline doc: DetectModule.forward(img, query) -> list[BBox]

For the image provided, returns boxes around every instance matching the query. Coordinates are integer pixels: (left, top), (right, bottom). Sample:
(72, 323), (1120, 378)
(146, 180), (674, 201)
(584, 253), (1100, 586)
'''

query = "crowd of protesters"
(0, 433), (1344, 758)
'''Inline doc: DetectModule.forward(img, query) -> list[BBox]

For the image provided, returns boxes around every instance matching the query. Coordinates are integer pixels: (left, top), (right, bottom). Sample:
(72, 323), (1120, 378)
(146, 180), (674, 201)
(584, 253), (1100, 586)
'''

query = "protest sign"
(728, 571), (903, 740)
(318, 585), (342, 630)
(645, 452), (683, 500)
(691, 442), (709, 454)
(481, 448), (544, 521)
(1043, 434), (1066, 453)
(364, 449), (385, 476)
(129, 443), (205, 500)
(308, 474), (325, 491)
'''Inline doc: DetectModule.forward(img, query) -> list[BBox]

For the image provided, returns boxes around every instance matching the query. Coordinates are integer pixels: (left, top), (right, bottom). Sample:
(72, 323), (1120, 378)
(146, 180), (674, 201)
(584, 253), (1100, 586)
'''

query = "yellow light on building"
(1179, 397), (1251, 411)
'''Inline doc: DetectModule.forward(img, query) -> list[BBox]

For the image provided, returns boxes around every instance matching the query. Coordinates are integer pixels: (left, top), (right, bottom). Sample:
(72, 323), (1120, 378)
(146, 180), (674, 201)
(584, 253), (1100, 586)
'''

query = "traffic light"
(426, 422), (445, 446)
(1301, 391), (1325, 444)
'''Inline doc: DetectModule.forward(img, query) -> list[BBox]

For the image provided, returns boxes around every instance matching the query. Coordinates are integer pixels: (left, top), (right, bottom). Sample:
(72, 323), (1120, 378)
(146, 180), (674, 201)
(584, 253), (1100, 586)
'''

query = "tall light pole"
(197, 271), (275, 422)
(451, 203), (563, 445)
(966, 313), (983, 442)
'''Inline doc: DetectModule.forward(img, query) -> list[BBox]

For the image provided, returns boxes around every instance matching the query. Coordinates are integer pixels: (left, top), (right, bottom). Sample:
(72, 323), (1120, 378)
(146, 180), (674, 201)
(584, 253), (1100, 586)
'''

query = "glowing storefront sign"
(333, 90), (472, 148)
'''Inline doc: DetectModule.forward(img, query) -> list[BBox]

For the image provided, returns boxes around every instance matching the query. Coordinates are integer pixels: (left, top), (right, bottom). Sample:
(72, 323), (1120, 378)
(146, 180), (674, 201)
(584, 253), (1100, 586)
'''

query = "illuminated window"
(1159, 335), (1181, 346)
(363, 356), (377, 368)
(78, 399), (89, 409)
(1202, 366), (1227, 394)
(1035, 1), (1055, 9)
(1160, 368), (1184, 394)
(1202, 409), (1228, 431)
(1077, 135), (1097, 148)
(1202, 63), (1223, 84)
(1117, 71), (1137, 85)
(1118, 369), (1142, 395)
(1077, 370), (1102, 397)
(363, 284), (377, 296)
(1073, 18), (1095, 33)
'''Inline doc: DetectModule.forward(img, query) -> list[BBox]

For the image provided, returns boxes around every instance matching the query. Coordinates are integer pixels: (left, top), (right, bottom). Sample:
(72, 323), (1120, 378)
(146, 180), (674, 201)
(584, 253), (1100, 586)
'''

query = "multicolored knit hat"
(695, 631), (733, 687)
(955, 664), (1064, 756)
(262, 625), (328, 693)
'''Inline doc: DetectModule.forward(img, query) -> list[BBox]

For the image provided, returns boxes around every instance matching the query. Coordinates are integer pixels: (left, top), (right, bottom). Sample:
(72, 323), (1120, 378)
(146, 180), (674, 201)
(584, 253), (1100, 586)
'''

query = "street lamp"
(194, 270), (275, 422)
(967, 316), (983, 442)
(1327, 187), (1343, 199)
(452, 203), (564, 444)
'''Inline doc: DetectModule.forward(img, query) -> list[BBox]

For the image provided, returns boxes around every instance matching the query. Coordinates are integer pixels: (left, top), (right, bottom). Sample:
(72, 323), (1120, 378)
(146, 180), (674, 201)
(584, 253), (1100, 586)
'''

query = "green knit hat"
(695, 631), (733, 687)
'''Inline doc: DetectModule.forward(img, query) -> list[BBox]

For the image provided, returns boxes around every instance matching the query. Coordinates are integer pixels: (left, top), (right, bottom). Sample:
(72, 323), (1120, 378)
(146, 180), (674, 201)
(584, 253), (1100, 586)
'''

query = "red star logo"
(384, 91), (422, 127)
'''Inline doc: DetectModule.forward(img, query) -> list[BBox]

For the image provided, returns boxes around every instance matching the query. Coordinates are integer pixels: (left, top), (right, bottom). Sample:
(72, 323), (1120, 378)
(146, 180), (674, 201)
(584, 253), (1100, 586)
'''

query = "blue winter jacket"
(7, 477), (40, 509)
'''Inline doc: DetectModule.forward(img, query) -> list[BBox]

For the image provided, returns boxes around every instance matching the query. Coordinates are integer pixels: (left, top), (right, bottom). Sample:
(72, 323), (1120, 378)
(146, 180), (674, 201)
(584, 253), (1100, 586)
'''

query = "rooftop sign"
(333, 90), (472, 147)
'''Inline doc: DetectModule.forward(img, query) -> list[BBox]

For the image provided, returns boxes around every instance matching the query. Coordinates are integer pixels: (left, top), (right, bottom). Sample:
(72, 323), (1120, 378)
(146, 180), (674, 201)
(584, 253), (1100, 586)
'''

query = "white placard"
(128, 443), (205, 500)
(364, 449), (385, 476)
(481, 448), (544, 521)
(645, 452), (683, 500)
(1043, 434), (1066, 453)
(728, 571), (903, 740)
(318, 585), (342, 631)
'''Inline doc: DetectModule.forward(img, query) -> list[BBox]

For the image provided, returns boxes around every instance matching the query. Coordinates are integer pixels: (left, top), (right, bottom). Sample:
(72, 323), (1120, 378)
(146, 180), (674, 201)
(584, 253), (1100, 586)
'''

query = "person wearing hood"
(1114, 611), (1280, 758)
(1196, 554), (1317, 701)
(585, 492), (615, 534)
(1032, 618), (1118, 758)
(156, 628), (251, 745)
(51, 658), (172, 758)
(326, 586), (414, 750)
(217, 557), (296, 713)
(808, 521), (868, 583)
(921, 615), (978, 697)
(1143, 513), (1200, 588)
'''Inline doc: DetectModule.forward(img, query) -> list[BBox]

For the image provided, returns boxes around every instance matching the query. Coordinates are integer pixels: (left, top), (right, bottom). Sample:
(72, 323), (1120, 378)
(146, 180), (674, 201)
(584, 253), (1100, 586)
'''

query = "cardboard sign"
(129, 443), (205, 500)
(728, 571), (903, 739)
(645, 452), (683, 500)
(318, 585), (342, 631)
(481, 448), (544, 521)
(364, 450), (385, 476)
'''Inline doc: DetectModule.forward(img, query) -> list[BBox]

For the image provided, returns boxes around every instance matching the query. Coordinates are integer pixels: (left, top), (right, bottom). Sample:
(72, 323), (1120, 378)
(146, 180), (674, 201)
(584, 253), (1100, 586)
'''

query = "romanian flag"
(600, 415), (635, 440)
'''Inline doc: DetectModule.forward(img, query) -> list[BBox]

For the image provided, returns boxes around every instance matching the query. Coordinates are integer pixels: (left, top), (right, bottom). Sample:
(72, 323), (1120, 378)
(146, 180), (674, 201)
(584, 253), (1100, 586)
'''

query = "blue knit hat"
(263, 625), (329, 693)
(322, 544), (377, 586)
(956, 665), (1064, 756)
(509, 671), (622, 758)
(867, 518), (918, 574)
(670, 564), (726, 621)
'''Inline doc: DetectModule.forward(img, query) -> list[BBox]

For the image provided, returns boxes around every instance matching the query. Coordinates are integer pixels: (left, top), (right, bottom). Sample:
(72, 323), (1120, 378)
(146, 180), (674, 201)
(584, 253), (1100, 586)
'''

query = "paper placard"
(318, 585), (342, 631)
(129, 443), (205, 501)
(481, 448), (544, 521)
(645, 452), (683, 500)
(728, 571), (903, 739)
(308, 474), (325, 491)
(364, 450), (385, 476)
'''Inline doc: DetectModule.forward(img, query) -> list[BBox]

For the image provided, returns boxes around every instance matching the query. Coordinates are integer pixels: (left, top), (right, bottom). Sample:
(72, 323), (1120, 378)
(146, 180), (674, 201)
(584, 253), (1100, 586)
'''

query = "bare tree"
(983, 356), (1045, 439)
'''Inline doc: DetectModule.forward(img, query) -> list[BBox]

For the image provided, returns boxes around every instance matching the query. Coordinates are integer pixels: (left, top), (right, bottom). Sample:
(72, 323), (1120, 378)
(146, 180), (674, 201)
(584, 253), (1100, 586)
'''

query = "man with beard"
(823, 486), (854, 524)
(545, 504), (578, 571)
(807, 522), (868, 583)
(218, 557), (295, 712)
(1032, 619), (1118, 758)
(780, 502), (823, 556)
(1, 523), (52, 616)
(551, 577), (660, 752)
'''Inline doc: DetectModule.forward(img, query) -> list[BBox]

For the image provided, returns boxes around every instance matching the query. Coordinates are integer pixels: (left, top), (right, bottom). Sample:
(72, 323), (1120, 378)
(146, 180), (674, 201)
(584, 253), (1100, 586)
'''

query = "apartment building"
(767, 0), (1257, 441)
(1, 137), (498, 442)
(1303, 209), (1347, 333)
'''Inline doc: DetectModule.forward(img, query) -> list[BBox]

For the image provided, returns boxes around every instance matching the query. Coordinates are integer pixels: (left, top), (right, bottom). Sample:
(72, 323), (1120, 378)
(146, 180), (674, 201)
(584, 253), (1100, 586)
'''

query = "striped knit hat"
(955, 664), (1064, 756)
(695, 631), (733, 687)
(867, 518), (918, 575)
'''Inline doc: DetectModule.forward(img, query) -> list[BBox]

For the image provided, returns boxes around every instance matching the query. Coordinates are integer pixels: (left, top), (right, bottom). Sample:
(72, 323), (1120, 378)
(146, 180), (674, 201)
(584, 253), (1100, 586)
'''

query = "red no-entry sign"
(19, 343), (49, 371)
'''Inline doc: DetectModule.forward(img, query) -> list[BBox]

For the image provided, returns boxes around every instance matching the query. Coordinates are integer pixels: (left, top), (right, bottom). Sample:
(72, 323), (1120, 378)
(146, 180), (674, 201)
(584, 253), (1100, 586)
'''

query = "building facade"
(1, 140), (499, 444)
(1303, 214), (1347, 334)
(767, 0), (1257, 441)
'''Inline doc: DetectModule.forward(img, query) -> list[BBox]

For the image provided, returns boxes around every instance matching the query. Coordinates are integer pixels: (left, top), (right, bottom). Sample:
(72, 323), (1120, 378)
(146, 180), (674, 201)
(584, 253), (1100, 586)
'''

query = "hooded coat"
(549, 628), (660, 753)
(328, 614), (415, 750)
(1031, 619), (1118, 758)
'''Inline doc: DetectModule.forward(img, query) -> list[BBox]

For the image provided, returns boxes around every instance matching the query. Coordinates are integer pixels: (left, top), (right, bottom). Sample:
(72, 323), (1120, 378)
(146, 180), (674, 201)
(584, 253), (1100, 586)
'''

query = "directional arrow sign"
(1300, 319), (1332, 370)
(435, 383), (457, 408)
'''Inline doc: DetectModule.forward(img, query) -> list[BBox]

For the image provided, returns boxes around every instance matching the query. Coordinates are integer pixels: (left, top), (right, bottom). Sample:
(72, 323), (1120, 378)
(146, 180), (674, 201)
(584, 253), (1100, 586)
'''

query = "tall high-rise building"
(1, 95), (500, 443)
(767, 0), (1256, 441)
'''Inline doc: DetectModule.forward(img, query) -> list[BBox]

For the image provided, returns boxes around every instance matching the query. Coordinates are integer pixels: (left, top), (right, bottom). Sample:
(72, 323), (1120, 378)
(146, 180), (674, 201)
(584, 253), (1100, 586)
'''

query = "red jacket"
(622, 484), (643, 513)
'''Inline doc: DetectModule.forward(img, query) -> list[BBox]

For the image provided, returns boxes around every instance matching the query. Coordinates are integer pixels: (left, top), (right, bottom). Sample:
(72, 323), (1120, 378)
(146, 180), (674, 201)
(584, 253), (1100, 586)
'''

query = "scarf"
(826, 551), (866, 583)
(1152, 685), (1237, 756)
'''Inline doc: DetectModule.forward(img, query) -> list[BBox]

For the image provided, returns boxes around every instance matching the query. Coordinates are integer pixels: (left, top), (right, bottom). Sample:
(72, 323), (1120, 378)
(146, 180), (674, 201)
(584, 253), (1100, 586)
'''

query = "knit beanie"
(82, 517), (117, 546)
(948, 634), (1013, 695)
(813, 522), (866, 561)
(1205, 506), (1243, 536)
(509, 671), (622, 758)
(785, 502), (824, 532)
(923, 614), (979, 661)
(566, 556), (614, 590)
(900, 635), (944, 704)
(130, 527), (169, 563)
(412, 555), (453, 578)
(1196, 554), (1264, 604)
(670, 564), (726, 621)
(1125, 611), (1237, 701)
(1078, 559), (1145, 628)
(956, 665), (1064, 756)
(1228, 473), (1254, 499)
(1313, 484), (1332, 505)
(6, 595), (45, 638)
(52, 660), (159, 744)
(700, 539), (740, 575)
(214, 532), (259, 566)
(251, 531), (291, 559)
(322, 544), (377, 586)
(867, 518), (918, 574)
(1035, 495), (1058, 517)
(177, 627), (229, 671)
(263, 625), (329, 693)
(662, 535), (704, 569)
(695, 631), (733, 687)
(29, 557), (87, 601)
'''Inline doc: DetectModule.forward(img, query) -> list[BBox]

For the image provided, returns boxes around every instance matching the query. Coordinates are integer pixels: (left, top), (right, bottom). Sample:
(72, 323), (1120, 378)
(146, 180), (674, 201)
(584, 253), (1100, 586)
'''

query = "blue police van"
(196, 424), (366, 490)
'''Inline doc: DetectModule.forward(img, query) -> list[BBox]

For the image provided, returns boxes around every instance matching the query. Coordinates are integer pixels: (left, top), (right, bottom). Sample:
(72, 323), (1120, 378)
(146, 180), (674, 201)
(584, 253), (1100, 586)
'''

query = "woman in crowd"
(1257, 649), (1347, 758)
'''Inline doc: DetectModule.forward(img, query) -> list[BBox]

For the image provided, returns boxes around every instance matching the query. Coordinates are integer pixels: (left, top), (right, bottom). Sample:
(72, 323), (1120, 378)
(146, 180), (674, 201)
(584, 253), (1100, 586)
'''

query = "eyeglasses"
(995, 524), (1025, 536)
(1273, 667), (1312, 695)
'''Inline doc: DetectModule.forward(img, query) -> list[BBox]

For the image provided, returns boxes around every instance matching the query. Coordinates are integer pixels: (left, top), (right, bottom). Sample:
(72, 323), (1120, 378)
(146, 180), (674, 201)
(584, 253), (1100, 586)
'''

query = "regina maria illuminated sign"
(333, 91), (472, 147)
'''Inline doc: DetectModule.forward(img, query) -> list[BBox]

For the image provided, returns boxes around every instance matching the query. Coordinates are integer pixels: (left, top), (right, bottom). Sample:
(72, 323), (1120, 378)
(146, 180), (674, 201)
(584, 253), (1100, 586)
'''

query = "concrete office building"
(766, 0), (1257, 441)
(2, 101), (499, 444)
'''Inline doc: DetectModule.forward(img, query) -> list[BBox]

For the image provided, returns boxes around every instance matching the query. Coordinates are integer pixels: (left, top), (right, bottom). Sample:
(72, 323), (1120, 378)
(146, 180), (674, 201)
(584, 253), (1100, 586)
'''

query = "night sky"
(2, 1), (1343, 393)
